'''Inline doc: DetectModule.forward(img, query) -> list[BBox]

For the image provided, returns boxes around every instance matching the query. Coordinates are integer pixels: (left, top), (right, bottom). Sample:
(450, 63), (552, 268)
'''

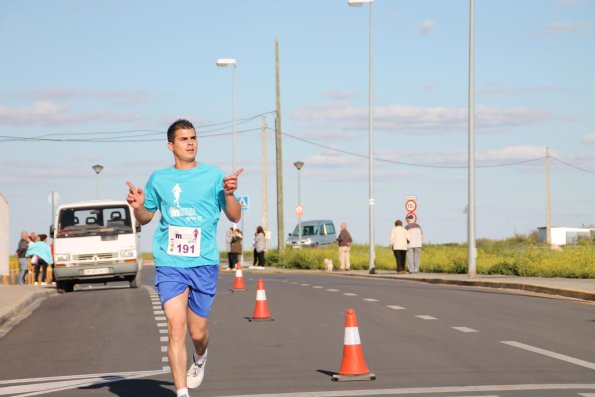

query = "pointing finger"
(126, 181), (137, 192)
(233, 168), (245, 177)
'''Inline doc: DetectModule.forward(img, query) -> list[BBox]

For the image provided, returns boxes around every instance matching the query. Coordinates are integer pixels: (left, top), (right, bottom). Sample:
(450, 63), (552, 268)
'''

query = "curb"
(363, 274), (595, 302)
(0, 289), (58, 327)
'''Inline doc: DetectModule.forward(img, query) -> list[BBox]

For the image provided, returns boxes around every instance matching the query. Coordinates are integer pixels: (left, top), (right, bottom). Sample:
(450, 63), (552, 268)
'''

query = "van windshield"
(292, 224), (319, 236)
(57, 205), (133, 238)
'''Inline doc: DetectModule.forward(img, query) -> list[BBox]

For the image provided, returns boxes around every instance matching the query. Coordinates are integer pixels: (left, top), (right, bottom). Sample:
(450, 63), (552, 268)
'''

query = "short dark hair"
(167, 119), (195, 143)
(395, 220), (402, 227)
(257, 226), (264, 234)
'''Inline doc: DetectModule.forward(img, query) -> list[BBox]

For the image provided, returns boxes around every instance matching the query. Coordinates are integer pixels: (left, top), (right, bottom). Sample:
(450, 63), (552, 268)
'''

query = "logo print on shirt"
(172, 184), (182, 208)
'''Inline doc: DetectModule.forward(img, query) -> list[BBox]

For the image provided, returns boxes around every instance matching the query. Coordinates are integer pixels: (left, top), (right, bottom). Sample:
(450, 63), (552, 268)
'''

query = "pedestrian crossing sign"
(238, 195), (249, 211)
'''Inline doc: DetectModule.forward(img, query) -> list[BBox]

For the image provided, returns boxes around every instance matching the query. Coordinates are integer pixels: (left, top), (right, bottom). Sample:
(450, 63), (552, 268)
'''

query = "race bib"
(167, 225), (201, 257)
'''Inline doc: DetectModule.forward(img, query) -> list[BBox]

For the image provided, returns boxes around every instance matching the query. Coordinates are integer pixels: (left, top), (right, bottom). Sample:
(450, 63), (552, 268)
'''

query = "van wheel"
(57, 281), (74, 293)
(130, 270), (141, 289)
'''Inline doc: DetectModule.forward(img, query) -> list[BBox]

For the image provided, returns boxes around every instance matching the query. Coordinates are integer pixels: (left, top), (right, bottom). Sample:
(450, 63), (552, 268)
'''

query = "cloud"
(418, 20), (436, 35)
(545, 22), (587, 33)
(583, 133), (595, 143)
(322, 90), (359, 101)
(291, 103), (552, 133)
(21, 89), (152, 105)
(478, 145), (547, 161)
(423, 83), (439, 90)
(0, 101), (145, 126)
(478, 85), (562, 95)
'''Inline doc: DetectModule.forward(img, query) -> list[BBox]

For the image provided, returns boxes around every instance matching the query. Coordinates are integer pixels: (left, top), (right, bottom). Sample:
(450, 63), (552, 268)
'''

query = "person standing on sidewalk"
(336, 223), (353, 271)
(126, 119), (242, 397)
(15, 231), (29, 284)
(389, 220), (408, 273)
(253, 226), (266, 267)
(405, 214), (423, 273)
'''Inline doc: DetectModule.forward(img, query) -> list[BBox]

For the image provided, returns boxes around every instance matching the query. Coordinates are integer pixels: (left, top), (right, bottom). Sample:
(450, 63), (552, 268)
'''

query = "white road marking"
(452, 327), (478, 333)
(312, 286), (323, 288)
(153, 310), (164, 315)
(159, 329), (168, 334)
(0, 369), (169, 397)
(501, 341), (595, 371)
(343, 293), (357, 296)
(363, 298), (378, 302)
(209, 384), (595, 397)
(155, 316), (166, 321)
(416, 315), (437, 320)
(327, 289), (339, 292)
(160, 336), (168, 342)
(157, 322), (167, 327)
(387, 305), (406, 310)
(161, 346), (168, 352)
(300, 283), (310, 286)
(579, 394), (595, 396)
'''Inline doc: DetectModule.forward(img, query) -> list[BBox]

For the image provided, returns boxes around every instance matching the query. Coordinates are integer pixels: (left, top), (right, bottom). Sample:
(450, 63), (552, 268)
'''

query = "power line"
(551, 156), (595, 175)
(279, 129), (545, 169)
(0, 111), (276, 142)
(0, 127), (262, 143)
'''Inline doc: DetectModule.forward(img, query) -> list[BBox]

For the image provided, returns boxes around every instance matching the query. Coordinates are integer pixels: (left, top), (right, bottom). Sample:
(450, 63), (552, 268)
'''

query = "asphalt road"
(0, 267), (594, 397)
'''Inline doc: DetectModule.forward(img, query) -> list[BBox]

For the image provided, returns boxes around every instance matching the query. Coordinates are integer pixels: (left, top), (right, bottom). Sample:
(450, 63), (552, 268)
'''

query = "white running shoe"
(186, 350), (207, 389)
(34, 282), (39, 286)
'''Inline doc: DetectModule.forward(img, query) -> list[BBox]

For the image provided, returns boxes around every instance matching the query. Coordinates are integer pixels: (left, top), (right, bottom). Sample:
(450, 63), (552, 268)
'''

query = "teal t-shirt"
(144, 164), (227, 268)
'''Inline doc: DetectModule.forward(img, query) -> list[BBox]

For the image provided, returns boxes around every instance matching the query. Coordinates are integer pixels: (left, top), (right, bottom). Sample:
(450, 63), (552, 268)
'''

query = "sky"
(1, 0), (594, 255)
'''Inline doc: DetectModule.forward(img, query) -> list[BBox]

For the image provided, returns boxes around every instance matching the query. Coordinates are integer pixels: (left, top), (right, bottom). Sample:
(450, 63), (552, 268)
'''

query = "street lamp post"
(348, 0), (375, 274)
(216, 58), (237, 173)
(92, 164), (104, 199)
(293, 161), (304, 248)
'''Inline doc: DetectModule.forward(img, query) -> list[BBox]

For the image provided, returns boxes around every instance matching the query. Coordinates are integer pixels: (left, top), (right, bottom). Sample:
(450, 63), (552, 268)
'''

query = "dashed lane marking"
(387, 305), (406, 310)
(326, 289), (339, 292)
(501, 341), (595, 371)
(343, 293), (357, 296)
(452, 327), (479, 333)
(416, 315), (437, 320)
(363, 298), (378, 302)
(312, 286), (324, 288)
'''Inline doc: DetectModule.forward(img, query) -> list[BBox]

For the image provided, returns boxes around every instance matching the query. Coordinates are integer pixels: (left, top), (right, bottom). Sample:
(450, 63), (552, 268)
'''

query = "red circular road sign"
(295, 205), (304, 217)
(406, 212), (417, 223)
(405, 199), (417, 213)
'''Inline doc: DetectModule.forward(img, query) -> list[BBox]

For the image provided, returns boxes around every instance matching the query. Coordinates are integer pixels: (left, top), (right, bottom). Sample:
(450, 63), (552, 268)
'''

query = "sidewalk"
(1, 269), (593, 335)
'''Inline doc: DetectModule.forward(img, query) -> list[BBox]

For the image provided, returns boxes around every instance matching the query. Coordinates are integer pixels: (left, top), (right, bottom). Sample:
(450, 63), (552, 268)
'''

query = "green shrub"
(244, 239), (594, 278)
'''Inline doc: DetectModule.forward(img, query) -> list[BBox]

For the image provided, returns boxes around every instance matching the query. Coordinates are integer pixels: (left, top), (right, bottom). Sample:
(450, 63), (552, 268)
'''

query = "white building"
(537, 226), (595, 245)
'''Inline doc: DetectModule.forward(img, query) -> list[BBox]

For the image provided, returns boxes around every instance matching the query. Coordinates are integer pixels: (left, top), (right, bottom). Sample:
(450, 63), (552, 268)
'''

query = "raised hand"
(126, 181), (145, 209)
(223, 168), (244, 195)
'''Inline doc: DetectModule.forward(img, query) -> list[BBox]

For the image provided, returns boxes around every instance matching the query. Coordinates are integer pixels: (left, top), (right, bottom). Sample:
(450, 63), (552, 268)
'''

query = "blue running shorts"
(154, 265), (219, 318)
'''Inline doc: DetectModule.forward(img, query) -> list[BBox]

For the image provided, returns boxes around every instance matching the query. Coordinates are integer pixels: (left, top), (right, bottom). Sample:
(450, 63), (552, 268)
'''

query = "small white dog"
(324, 258), (333, 272)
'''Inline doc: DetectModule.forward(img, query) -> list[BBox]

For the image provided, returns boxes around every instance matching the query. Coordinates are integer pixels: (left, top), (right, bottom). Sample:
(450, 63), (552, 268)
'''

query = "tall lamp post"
(293, 161), (304, 248)
(216, 58), (237, 173)
(348, 0), (375, 273)
(92, 164), (104, 199)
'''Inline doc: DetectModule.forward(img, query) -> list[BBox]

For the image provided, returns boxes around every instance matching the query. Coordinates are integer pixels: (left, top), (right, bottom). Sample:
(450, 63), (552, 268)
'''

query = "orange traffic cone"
(249, 279), (273, 321)
(332, 308), (375, 381)
(230, 263), (247, 292)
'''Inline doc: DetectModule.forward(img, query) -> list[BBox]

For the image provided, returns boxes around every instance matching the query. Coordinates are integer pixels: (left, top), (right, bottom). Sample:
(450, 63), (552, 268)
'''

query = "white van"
(51, 200), (142, 293)
(286, 219), (336, 248)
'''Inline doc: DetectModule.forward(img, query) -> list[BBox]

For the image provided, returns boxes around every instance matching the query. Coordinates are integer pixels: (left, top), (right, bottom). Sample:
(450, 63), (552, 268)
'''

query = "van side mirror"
(136, 223), (141, 233)
(49, 225), (55, 236)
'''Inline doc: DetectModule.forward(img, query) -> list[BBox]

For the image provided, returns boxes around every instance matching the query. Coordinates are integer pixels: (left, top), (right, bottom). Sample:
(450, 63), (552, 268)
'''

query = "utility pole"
(546, 146), (551, 246)
(275, 39), (285, 253)
(261, 115), (269, 244)
(467, 0), (477, 278)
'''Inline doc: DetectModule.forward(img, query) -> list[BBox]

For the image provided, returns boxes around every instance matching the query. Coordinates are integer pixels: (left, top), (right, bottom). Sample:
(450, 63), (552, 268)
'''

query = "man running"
(126, 119), (242, 397)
